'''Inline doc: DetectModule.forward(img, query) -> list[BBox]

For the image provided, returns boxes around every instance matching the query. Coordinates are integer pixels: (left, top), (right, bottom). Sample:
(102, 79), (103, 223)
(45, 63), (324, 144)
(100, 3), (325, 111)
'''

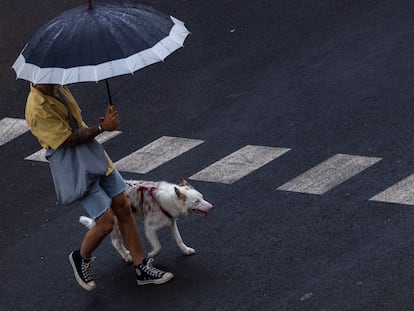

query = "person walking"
(25, 83), (173, 291)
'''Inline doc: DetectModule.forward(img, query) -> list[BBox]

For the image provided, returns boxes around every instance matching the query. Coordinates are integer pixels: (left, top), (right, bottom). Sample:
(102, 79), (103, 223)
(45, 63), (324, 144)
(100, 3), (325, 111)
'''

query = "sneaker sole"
(137, 272), (174, 285)
(69, 252), (96, 291)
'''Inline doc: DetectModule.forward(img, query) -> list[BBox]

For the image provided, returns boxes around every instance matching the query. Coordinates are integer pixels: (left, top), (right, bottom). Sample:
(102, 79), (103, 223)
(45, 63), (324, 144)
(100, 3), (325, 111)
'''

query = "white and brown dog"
(80, 178), (213, 262)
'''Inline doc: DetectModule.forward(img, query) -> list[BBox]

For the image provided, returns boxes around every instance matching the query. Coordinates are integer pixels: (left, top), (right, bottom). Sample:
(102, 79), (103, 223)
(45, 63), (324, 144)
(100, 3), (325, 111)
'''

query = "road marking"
(0, 118), (29, 146)
(277, 154), (382, 194)
(370, 174), (414, 205)
(190, 145), (290, 184)
(115, 136), (204, 174)
(25, 131), (122, 162)
(6, 116), (413, 206)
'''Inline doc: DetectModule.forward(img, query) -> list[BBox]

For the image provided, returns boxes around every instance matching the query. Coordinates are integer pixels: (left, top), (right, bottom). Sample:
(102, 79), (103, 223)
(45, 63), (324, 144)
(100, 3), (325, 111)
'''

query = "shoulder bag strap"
(57, 88), (78, 130)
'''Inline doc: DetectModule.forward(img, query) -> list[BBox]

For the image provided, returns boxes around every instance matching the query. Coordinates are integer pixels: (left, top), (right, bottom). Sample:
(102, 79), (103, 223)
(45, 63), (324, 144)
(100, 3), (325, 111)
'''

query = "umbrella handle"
(105, 79), (114, 111)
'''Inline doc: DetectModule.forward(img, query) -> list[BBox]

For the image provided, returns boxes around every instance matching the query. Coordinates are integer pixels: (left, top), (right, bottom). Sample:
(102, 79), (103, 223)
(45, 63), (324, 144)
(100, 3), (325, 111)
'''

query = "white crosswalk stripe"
(24, 131), (122, 162)
(6, 117), (414, 205)
(115, 136), (204, 174)
(190, 145), (290, 184)
(0, 117), (29, 146)
(277, 154), (382, 194)
(370, 174), (414, 206)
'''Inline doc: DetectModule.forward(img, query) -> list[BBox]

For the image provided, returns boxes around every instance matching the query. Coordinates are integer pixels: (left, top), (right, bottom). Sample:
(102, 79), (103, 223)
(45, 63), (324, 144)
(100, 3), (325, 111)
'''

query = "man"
(25, 84), (173, 291)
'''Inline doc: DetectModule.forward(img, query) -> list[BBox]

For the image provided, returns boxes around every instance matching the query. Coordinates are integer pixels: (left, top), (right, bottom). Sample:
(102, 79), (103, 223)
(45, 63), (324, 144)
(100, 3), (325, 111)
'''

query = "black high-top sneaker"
(135, 258), (174, 285)
(69, 250), (96, 291)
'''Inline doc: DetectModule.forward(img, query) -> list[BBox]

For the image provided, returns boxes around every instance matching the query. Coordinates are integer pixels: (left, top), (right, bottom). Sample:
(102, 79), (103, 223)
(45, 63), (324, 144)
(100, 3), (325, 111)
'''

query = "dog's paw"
(182, 247), (196, 256)
(148, 249), (160, 258)
(122, 251), (133, 264)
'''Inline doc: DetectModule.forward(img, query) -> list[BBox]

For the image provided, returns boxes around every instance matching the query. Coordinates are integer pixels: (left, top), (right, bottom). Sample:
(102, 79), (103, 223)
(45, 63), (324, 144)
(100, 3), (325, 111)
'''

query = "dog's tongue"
(193, 209), (208, 216)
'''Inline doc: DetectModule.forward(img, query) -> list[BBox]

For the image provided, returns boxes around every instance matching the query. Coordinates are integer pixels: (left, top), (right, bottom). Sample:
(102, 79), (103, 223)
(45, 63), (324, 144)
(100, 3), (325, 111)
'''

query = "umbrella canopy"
(12, 2), (190, 86)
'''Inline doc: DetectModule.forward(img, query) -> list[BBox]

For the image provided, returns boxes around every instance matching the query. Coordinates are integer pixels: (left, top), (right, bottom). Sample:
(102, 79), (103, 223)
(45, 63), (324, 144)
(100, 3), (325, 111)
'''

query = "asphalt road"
(2, 0), (414, 310)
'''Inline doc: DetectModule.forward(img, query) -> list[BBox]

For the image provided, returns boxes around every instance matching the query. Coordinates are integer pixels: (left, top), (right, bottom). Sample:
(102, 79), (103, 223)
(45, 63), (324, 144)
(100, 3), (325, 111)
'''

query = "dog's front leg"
(170, 220), (196, 256)
(145, 225), (162, 258)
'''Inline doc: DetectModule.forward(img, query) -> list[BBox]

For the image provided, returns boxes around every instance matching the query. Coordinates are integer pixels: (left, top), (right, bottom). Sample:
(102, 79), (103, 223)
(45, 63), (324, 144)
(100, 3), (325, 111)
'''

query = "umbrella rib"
(102, 12), (136, 74)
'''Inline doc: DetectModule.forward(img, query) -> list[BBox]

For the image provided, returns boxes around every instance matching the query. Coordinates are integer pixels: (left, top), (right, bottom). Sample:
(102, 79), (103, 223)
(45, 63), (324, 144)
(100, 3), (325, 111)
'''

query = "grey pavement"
(2, 0), (414, 310)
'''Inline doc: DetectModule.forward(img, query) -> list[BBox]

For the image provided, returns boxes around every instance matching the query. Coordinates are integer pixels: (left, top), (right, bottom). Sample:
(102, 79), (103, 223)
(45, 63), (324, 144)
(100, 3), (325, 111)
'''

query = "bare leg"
(80, 209), (114, 259)
(111, 192), (145, 265)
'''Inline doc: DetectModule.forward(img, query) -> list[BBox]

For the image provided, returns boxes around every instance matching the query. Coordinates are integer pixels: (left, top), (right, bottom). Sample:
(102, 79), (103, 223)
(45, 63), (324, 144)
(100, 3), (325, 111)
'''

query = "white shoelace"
(81, 257), (95, 282)
(142, 258), (164, 277)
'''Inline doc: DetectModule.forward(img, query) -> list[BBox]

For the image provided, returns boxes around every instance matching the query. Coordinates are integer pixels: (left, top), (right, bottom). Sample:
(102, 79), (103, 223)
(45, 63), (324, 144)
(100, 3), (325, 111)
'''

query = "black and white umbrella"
(12, 1), (190, 104)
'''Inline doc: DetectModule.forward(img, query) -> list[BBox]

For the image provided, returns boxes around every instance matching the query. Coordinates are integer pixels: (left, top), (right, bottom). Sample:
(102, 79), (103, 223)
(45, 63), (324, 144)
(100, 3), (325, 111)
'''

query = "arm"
(63, 105), (119, 147)
(62, 125), (103, 147)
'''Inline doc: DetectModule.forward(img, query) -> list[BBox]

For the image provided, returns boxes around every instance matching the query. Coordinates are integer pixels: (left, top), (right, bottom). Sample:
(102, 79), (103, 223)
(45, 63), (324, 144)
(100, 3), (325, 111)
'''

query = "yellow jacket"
(25, 84), (114, 175)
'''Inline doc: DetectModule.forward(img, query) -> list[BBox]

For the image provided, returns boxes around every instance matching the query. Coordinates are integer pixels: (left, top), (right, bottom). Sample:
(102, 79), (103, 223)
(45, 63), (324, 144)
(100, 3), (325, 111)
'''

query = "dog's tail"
(79, 216), (96, 229)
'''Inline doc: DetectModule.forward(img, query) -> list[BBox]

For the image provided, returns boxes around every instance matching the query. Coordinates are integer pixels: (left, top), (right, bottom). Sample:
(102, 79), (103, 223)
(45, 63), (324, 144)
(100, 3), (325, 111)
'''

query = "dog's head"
(173, 178), (213, 216)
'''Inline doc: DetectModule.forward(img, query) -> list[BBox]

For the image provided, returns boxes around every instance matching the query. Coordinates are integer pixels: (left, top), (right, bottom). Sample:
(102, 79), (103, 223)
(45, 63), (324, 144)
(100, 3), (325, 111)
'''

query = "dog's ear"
(179, 177), (193, 189)
(174, 187), (186, 201)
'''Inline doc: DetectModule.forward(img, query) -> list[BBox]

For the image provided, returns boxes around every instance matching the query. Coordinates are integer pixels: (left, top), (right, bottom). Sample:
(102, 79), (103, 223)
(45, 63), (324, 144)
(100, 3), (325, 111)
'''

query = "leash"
(138, 186), (173, 219)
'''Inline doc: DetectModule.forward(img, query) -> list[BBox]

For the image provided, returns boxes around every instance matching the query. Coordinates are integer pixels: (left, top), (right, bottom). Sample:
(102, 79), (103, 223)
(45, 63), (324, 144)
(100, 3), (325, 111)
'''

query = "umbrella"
(12, 0), (190, 105)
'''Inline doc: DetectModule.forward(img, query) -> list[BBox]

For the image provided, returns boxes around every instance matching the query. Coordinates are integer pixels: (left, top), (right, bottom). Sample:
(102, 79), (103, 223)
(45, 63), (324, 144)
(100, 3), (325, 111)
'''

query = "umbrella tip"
(88, 0), (92, 9)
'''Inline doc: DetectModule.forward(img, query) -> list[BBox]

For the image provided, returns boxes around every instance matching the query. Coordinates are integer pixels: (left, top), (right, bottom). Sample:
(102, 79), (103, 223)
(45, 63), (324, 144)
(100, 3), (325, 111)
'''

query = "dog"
(79, 178), (213, 262)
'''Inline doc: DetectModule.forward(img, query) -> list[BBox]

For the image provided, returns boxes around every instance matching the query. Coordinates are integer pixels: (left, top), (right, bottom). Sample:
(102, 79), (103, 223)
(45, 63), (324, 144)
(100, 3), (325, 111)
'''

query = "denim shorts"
(79, 169), (126, 220)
